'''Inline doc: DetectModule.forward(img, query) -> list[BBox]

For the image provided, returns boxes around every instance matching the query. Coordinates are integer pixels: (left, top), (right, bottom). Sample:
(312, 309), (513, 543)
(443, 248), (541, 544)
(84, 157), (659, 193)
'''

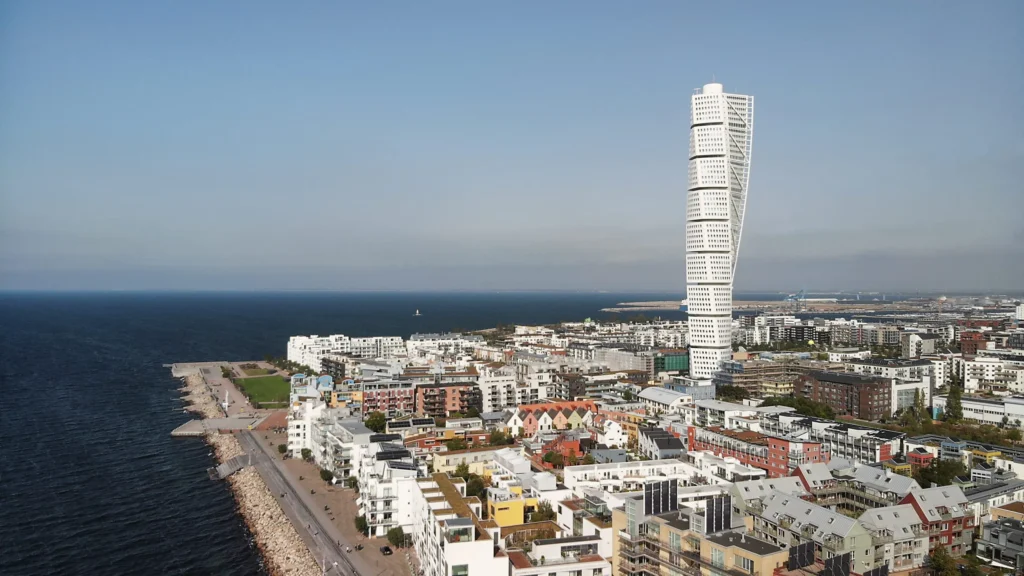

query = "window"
(452, 566), (469, 576)
(712, 549), (725, 568)
(738, 556), (754, 573)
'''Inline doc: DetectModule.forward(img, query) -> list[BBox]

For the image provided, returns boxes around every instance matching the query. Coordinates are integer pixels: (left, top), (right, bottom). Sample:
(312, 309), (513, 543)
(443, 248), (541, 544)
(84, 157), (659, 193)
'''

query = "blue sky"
(1, 1), (1021, 291)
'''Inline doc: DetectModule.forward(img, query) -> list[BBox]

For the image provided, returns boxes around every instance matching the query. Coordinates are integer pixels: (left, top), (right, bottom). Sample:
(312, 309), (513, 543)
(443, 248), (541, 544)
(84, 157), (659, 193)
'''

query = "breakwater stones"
(179, 373), (224, 419)
(207, 432), (245, 461)
(229, 467), (320, 576)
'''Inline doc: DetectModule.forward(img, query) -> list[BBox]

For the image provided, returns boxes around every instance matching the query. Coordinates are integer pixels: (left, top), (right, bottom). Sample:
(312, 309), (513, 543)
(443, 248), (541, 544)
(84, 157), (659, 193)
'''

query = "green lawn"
(236, 375), (290, 404)
(242, 367), (272, 376)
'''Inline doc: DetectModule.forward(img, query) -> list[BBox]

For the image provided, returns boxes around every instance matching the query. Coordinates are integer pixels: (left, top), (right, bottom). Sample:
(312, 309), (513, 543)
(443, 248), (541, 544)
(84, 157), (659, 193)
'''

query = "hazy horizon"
(2, 1), (1022, 292)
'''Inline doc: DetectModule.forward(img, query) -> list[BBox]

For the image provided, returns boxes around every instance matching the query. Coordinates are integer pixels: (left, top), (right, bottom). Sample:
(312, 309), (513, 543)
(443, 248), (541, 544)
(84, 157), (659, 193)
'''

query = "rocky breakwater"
(207, 432), (245, 461)
(179, 372), (224, 419)
(229, 467), (320, 576)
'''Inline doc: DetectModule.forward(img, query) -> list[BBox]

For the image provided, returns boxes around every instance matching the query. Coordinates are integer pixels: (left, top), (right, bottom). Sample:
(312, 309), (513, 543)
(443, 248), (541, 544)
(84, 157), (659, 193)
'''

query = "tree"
(530, 501), (556, 522)
(566, 453), (578, 467)
(278, 444), (288, 454)
(365, 411), (387, 433)
(489, 430), (509, 446)
(344, 476), (359, 490)
(434, 417), (447, 428)
(760, 396), (836, 420)
(354, 515), (368, 535)
(945, 382), (964, 422)
(582, 454), (596, 465)
(1008, 428), (1023, 443)
(542, 452), (564, 468)
(301, 448), (313, 462)
(466, 407), (481, 418)
(716, 385), (749, 402)
(387, 527), (406, 548)
(915, 458), (966, 488)
(455, 462), (471, 479)
(622, 390), (634, 402)
(320, 469), (334, 483)
(466, 475), (485, 498)
(445, 438), (468, 451)
(928, 545), (958, 576)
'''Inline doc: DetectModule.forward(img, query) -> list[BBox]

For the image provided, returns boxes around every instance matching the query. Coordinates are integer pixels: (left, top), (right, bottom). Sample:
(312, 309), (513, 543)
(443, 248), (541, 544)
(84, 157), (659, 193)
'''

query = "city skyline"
(1, 1), (1022, 292)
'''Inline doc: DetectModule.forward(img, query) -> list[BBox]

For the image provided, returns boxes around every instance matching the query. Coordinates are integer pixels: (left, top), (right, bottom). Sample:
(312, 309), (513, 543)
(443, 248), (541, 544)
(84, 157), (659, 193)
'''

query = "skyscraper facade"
(686, 82), (754, 381)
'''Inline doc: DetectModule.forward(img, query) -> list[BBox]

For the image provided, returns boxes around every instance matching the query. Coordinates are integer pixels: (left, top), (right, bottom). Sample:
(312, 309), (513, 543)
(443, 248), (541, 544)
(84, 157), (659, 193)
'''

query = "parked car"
(380, 546), (393, 556)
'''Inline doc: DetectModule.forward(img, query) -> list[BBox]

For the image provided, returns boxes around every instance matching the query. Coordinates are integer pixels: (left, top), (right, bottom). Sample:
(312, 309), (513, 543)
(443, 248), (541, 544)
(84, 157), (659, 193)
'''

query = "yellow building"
(969, 448), (1001, 464)
(486, 486), (540, 527)
(882, 460), (913, 477)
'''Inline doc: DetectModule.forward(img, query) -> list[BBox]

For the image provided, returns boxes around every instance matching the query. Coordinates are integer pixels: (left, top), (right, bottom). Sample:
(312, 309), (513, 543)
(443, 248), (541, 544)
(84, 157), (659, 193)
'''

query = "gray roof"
(705, 531), (783, 556)
(796, 463), (834, 489)
(733, 478), (809, 503)
(761, 490), (858, 539)
(845, 464), (920, 496)
(639, 387), (690, 405)
(858, 505), (924, 539)
(907, 486), (970, 521)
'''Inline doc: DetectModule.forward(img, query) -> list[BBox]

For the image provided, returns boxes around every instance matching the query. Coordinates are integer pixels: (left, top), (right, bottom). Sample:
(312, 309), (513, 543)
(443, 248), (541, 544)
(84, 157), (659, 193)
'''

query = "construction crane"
(785, 289), (806, 311)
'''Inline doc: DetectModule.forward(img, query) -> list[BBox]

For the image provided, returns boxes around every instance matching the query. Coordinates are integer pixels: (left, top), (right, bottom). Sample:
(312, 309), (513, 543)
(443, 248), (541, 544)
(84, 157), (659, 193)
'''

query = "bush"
(301, 448), (313, 462)
(278, 444), (287, 454)
(387, 527), (405, 548)
(320, 469), (334, 483)
(365, 411), (387, 433)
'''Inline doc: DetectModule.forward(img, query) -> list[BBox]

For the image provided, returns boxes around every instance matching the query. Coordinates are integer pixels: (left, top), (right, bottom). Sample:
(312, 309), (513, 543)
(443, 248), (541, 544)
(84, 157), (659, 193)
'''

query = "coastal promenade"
(238, 432), (396, 576)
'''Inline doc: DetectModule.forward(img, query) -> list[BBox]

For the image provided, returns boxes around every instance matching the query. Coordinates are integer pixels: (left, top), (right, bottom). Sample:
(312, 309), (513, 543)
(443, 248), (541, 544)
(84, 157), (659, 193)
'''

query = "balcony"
(822, 535), (846, 552)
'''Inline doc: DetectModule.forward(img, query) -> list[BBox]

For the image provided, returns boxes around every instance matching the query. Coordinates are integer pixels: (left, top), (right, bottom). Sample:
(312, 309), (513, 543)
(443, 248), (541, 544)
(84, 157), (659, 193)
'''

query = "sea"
(0, 290), (891, 575)
(0, 291), (688, 576)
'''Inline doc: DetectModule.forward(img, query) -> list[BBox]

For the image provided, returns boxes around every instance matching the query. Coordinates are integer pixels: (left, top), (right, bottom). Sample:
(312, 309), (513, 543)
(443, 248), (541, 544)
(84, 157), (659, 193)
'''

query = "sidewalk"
(239, 432), (411, 576)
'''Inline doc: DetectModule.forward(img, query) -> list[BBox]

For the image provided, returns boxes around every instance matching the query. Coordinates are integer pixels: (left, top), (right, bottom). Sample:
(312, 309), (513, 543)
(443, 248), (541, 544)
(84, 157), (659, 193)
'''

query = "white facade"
(476, 365), (518, 413)
(686, 82), (754, 381)
(287, 334), (405, 371)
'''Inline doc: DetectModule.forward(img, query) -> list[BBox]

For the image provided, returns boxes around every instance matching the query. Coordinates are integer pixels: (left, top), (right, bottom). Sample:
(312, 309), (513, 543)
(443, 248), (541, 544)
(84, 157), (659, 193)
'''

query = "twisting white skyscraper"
(685, 82), (753, 381)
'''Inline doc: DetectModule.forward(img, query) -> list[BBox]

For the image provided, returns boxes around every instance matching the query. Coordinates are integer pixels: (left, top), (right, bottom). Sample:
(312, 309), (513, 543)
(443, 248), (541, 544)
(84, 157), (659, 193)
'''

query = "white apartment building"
(963, 356), (1024, 392)
(411, 474), (507, 576)
(683, 399), (762, 428)
(476, 365), (518, 413)
(637, 387), (692, 415)
(596, 419), (627, 449)
(685, 82), (754, 381)
(563, 458), (737, 493)
(287, 398), (325, 456)
(828, 348), (872, 363)
(357, 441), (421, 537)
(287, 334), (405, 371)
(406, 333), (485, 359)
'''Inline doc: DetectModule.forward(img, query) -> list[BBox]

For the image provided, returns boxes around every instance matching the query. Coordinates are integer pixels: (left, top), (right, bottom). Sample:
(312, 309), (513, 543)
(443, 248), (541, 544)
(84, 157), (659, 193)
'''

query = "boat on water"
(414, 309), (422, 316)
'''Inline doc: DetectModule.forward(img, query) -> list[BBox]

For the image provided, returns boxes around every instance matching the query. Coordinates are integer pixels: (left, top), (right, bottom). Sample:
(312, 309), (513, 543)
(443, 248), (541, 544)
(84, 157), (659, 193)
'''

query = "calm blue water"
(0, 291), (694, 575)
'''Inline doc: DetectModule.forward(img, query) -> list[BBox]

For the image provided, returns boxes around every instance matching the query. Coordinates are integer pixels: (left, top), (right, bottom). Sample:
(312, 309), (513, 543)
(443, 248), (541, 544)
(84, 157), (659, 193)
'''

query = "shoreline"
(177, 370), (319, 576)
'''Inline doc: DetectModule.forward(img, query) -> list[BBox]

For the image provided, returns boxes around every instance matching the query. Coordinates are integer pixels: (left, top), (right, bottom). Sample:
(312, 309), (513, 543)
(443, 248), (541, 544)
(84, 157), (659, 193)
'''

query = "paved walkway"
(238, 432), (403, 576)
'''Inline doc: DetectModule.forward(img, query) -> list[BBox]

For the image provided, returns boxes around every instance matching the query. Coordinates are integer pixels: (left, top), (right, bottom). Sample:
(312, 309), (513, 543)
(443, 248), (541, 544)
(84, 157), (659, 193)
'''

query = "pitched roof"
(907, 486), (969, 521)
(796, 463), (834, 489)
(858, 505), (924, 538)
(733, 478), (809, 503)
(845, 465), (920, 496)
(639, 387), (689, 405)
(761, 490), (858, 539)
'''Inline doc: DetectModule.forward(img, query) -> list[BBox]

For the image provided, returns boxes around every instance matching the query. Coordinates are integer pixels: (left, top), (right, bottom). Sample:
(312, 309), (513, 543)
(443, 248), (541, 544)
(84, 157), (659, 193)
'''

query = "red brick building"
(687, 425), (827, 478)
(361, 380), (416, 417)
(960, 330), (988, 355)
(793, 371), (892, 421)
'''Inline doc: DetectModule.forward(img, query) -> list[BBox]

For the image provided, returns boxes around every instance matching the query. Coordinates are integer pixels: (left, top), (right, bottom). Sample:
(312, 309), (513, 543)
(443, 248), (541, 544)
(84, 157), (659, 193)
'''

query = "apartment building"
(758, 412), (903, 465)
(411, 474), (507, 576)
(406, 332), (485, 359)
(287, 334), (405, 370)
(857, 505), (928, 571)
(793, 371), (892, 421)
(477, 364), (518, 412)
(357, 441), (421, 536)
(616, 498), (787, 576)
(686, 426), (827, 478)
(899, 486), (974, 557)
(932, 395), (1024, 428)
(748, 491), (882, 574)
(638, 387), (691, 415)
(361, 379), (416, 417)
(976, 518), (1024, 573)
(638, 428), (684, 460)
(793, 462), (920, 516)
(416, 381), (482, 418)
(901, 333), (941, 359)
